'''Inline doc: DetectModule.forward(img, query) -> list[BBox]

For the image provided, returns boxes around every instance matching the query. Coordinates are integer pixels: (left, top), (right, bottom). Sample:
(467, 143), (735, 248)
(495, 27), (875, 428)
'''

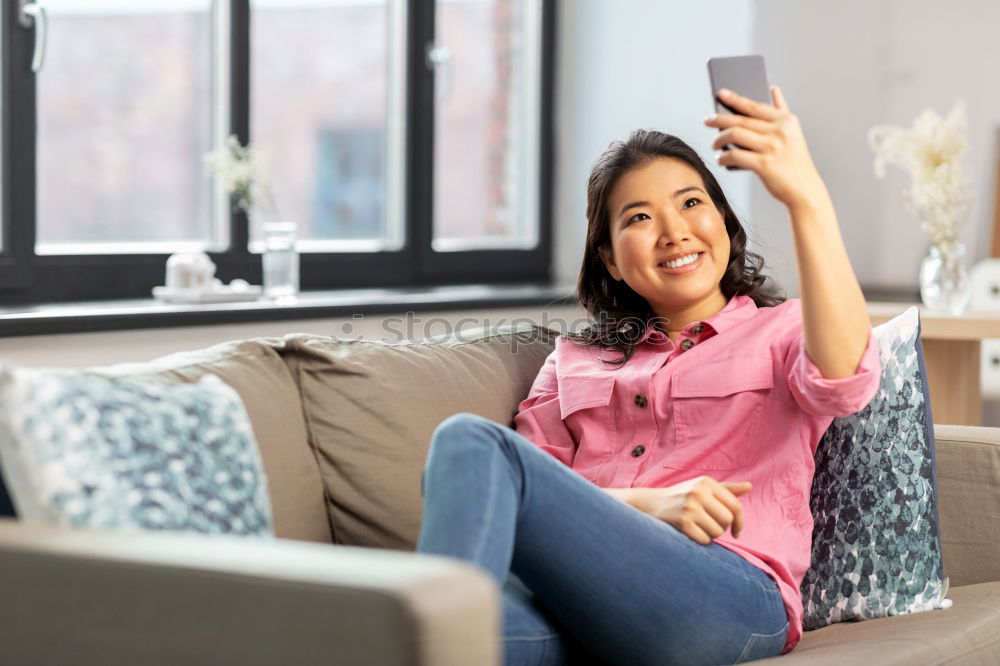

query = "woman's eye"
(683, 197), (701, 209)
(627, 213), (649, 225)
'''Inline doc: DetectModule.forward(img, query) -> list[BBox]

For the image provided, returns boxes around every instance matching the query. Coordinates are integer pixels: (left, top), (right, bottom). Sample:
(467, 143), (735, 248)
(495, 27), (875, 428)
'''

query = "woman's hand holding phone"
(704, 86), (829, 215)
(626, 476), (751, 545)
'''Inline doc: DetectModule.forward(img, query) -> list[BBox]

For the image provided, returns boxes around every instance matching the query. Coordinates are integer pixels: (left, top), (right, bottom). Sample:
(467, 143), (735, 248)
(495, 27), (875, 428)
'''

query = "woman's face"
(599, 157), (730, 320)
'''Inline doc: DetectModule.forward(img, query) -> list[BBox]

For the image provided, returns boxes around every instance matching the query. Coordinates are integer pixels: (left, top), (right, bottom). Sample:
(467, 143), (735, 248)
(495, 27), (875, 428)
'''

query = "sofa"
(0, 323), (997, 665)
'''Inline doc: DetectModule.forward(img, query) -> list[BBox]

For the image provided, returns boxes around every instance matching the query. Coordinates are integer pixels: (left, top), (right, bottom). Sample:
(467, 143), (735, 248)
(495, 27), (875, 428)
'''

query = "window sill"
(0, 282), (577, 338)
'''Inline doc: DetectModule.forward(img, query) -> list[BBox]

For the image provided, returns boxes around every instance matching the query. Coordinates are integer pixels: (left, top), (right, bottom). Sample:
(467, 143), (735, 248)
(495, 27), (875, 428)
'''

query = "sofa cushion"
(278, 324), (557, 549)
(100, 339), (330, 543)
(802, 308), (948, 629)
(0, 370), (272, 536)
(758, 582), (1000, 665)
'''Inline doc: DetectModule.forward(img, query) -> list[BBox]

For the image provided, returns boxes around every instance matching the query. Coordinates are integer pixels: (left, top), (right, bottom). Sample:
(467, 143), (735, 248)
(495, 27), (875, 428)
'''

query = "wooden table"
(868, 302), (1000, 426)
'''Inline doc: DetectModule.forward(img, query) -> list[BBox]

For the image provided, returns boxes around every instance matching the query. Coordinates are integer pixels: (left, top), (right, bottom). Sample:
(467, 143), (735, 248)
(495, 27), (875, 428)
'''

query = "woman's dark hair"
(567, 129), (785, 366)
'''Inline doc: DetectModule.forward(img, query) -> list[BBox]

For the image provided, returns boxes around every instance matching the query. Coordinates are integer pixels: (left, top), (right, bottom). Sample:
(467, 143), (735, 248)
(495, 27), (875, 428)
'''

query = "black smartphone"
(707, 55), (771, 170)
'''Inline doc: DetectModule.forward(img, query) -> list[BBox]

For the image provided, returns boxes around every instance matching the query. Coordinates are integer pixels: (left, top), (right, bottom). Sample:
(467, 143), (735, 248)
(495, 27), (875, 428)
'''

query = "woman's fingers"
(716, 87), (782, 121)
(716, 485), (748, 538)
(680, 511), (717, 545)
(771, 84), (789, 112)
(711, 127), (771, 153)
(704, 112), (773, 135)
(716, 146), (760, 171)
(700, 494), (737, 537)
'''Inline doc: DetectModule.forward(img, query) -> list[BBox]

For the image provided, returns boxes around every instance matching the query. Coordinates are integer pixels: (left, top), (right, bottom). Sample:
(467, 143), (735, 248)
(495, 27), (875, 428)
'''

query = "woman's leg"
(417, 413), (788, 666)
(500, 574), (600, 665)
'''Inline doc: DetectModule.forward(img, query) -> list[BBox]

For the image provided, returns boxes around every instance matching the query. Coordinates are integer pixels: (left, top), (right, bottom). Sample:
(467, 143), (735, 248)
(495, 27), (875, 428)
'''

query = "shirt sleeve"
(782, 302), (882, 417)
(512, 349), (577, 466)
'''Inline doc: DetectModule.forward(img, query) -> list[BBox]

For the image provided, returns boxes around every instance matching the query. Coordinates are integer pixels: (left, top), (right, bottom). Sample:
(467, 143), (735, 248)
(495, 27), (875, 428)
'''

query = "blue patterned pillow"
(801, 307), (950, 629)
(0, 368), (273, 536)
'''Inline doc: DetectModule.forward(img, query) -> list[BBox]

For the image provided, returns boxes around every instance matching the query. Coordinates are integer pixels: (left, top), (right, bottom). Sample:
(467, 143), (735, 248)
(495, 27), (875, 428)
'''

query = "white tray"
(152, 285), (263, 304)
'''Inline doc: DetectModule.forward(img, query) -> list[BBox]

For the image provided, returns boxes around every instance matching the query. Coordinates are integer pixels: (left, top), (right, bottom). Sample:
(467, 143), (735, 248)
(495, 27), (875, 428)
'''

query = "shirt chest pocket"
(558, 375), (616, 453)
(667, 357), (774, 471)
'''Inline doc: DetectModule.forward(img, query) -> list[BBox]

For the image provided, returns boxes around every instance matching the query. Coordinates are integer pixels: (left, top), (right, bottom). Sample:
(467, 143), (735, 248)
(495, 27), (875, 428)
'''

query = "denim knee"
(423, 413), (497, 492)
(431, 412), (496, 451)
(436, 411), (491, 432)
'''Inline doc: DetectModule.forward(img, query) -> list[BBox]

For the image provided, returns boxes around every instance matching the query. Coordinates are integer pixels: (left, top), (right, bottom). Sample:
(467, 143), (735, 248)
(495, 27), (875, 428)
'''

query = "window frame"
(0, 0), (554, 305)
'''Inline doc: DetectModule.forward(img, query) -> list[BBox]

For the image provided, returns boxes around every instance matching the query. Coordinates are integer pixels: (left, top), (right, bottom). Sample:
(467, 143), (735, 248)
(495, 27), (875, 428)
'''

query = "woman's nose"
(657, 214), (690, 244)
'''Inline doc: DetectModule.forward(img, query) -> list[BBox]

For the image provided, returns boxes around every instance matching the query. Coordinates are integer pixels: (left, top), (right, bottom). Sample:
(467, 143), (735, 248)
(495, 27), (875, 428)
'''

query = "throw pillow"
(801, 306), (950, 630)
(0, 368), (273, 536)
(98, 338), (330, 543)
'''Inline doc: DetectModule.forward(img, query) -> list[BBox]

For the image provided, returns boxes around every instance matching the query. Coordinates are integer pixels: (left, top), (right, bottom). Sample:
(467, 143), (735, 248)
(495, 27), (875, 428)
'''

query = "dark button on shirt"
(631, 444), (646, 457)
(691, 323), (704, 335)
(680, 338), (695, 351)
(634, 393), (648, 408)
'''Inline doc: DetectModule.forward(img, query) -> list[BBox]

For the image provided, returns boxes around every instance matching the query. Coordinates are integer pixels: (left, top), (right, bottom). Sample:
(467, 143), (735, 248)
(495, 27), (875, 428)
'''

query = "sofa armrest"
(934, 424), (1000, 587)
(0, 519), (499, 666)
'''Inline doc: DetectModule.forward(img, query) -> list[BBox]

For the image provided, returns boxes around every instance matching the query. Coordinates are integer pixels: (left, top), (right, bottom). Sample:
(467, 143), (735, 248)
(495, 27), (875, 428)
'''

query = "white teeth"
(662, 253), (701, 269)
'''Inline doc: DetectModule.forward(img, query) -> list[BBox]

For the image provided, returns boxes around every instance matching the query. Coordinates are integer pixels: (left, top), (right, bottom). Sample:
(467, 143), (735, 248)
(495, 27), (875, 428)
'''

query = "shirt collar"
(627, 294), (759, 344)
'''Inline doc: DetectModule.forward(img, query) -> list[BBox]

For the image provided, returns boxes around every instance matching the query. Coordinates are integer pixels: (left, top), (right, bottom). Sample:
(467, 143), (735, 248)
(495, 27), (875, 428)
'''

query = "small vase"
(919, 241), (970, 314)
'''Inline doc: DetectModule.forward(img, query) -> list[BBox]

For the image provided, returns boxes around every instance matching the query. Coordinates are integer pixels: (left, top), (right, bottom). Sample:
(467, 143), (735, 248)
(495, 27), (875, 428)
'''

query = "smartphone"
(707, 55), (771, 170)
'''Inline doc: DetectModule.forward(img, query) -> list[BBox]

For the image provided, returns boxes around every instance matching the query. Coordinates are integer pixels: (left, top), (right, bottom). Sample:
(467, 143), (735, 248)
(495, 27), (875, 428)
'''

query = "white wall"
(753, 0), (1000, 295)
(553, 0), (757, 290)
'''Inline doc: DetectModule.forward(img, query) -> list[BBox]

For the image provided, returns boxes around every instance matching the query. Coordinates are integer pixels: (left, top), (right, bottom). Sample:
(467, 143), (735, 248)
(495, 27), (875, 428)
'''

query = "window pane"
(432, 0), (540, 250)
(36, 1), (213, 252)
(250, 0), (398, 250)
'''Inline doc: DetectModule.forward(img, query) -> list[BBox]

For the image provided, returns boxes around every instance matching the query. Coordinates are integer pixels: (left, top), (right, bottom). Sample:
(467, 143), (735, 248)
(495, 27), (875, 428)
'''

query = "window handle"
(425, 42), (453, 106)
(18, 0), (48, 74)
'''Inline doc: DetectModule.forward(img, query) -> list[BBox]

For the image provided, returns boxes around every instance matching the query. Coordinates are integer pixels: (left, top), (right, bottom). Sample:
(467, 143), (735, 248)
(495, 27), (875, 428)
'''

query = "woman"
(416, 86), (880, 665)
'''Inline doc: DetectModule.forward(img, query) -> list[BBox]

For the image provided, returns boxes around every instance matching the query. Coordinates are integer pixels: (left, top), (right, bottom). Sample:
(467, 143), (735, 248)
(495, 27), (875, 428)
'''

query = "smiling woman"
(416, 86), (883, 664)
(599, 159), (733, 341)
(573, 130), (783, 364)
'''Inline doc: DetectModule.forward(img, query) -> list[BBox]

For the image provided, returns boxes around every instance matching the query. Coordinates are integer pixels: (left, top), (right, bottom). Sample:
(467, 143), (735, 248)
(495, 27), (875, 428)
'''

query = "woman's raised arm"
(704, 87), (870, 378)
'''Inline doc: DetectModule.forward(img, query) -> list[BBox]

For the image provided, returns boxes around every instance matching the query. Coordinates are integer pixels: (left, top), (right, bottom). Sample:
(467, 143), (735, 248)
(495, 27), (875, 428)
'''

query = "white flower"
(868, 100), (972, 248)
(203, 135), (280, 222)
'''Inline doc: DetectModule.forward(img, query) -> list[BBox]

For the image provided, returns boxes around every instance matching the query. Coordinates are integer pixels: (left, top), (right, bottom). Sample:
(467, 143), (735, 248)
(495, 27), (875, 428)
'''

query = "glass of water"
(262, 221), (299, 300)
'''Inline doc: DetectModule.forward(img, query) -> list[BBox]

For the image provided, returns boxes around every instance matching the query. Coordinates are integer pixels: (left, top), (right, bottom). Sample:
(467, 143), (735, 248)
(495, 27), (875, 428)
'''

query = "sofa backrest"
(99, 339), (331, 544)
(275, 324), (557, 550)
(933, 424), (1000, 586)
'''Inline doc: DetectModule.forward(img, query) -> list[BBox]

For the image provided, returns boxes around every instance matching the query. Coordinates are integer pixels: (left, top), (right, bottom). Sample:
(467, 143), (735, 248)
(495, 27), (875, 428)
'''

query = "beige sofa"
(0, 324), (997, 665)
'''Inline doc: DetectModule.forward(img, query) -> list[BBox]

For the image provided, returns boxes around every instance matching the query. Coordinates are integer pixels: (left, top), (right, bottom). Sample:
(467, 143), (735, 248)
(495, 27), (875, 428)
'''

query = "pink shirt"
(513, 295), (880, 653)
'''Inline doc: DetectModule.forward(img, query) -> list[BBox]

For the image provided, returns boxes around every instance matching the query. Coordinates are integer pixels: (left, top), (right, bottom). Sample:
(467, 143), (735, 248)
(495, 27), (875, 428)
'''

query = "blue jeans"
(417, 413), (789, 666)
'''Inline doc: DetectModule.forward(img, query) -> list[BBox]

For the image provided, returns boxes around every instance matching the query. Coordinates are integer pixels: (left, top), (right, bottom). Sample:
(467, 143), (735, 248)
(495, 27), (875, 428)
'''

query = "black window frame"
(0, 0), (555, 305)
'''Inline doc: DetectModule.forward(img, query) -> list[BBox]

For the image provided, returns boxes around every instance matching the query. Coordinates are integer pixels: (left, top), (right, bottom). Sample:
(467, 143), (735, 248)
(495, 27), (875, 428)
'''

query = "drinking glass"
(262, 221), (299, 299)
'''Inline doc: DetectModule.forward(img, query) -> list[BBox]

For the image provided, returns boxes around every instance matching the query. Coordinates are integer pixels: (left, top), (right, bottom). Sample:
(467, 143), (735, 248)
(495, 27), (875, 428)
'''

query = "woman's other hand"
(704, 86), (826, 214)
(630, 477), (751, 545)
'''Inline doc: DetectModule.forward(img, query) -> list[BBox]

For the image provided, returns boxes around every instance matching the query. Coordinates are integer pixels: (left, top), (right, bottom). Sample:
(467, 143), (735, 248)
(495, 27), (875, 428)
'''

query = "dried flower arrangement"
(868, 101), (972, 248)
(203, 134), (280, 223)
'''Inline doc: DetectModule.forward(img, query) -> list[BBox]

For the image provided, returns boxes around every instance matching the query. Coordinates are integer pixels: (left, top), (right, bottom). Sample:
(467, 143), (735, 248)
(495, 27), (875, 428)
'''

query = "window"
(249, 0), (399, 250)
(36, 1), (214, 253)
(433, 0), (541, 252)
(1, 0), (553, 303)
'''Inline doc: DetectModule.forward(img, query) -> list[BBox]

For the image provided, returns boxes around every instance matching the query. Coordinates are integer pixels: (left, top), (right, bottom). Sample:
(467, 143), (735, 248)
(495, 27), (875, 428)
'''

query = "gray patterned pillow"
(0, 367), (273, 537)
(801, 307), (950, 630)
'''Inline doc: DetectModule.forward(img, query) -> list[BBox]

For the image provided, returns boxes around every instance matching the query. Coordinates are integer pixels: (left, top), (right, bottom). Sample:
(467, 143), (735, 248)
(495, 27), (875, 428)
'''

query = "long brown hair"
(567, 129), (785, 366)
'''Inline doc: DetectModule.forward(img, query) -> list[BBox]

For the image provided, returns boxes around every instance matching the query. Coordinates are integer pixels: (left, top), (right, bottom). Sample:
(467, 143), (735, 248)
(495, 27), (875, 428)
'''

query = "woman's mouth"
(658, 252), (704, 274)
